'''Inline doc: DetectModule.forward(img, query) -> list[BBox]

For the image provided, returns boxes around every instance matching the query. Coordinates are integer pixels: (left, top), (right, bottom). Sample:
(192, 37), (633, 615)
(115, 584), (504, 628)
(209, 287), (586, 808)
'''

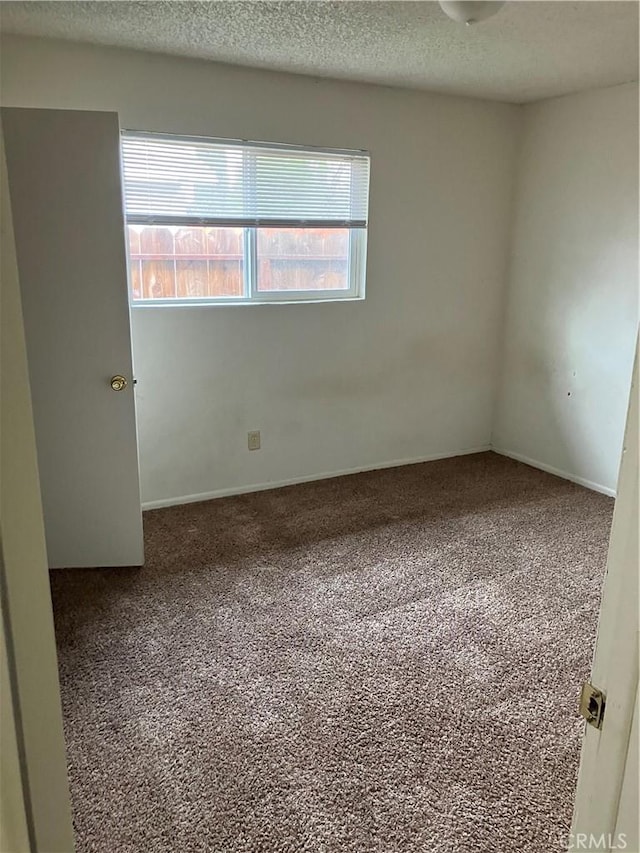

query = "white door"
(570, 341), (638, 852)
(2, 107), (143, 569)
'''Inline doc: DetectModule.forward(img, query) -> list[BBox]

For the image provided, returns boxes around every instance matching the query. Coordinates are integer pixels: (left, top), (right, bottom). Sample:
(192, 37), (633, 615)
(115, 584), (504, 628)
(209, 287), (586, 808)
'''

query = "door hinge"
(579, 681), (606, 730)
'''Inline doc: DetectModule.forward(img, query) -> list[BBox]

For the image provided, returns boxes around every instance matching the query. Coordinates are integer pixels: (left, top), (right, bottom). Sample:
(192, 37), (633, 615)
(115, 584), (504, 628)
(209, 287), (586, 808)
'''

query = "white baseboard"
(491, 447), (616, 497)
(141, 445), (491, 510)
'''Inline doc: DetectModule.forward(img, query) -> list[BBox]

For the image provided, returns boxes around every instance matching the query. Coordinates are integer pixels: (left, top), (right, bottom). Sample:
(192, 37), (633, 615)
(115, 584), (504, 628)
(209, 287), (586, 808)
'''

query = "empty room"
(0, 2), (638, 852)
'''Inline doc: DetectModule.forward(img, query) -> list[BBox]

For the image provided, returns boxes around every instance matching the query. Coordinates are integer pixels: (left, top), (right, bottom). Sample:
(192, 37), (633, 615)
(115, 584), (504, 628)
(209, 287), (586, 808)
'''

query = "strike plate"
(579, 681), (606, 730)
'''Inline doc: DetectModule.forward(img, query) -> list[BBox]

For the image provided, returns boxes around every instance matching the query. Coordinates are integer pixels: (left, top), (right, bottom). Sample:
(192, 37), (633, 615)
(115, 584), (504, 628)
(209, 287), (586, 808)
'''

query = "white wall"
(493, 83), (639, 494)
(0, 35), (520, 506)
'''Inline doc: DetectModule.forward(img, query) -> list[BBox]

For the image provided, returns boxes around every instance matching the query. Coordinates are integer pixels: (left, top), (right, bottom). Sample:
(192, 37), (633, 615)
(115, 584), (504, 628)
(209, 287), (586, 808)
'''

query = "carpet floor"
(50, 452), (613, 853)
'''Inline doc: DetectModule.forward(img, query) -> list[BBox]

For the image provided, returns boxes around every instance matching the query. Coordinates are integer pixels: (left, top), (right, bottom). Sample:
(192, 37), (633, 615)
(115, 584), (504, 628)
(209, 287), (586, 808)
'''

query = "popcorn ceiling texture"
(1, 1), (637, 103)
(50, 452), (612, 852)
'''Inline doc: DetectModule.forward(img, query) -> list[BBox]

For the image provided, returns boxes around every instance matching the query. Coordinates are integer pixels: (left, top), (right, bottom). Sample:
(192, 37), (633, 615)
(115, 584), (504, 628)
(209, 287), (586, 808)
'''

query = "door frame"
(570, 338), (639, 853)
(0, 120), (75, 852)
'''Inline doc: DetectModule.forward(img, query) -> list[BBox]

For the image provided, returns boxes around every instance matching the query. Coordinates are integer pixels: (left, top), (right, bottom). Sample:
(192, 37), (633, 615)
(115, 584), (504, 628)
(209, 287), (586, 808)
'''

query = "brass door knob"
(110, 375), (128, 391)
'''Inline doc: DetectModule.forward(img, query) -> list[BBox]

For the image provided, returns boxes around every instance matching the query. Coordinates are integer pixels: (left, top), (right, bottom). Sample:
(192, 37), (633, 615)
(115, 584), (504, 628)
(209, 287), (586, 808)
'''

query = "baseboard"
(141, 445), (492, 510)
(491, 447), (616, 497)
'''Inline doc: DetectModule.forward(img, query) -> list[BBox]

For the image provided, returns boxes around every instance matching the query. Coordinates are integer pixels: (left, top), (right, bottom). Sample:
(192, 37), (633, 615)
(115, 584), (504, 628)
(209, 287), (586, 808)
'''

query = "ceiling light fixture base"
(438, 1), (507, 26)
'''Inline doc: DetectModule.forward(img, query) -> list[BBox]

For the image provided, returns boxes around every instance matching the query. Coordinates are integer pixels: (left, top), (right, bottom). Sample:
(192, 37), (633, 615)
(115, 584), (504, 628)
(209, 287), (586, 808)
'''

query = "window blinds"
(121, 132), (370, 229)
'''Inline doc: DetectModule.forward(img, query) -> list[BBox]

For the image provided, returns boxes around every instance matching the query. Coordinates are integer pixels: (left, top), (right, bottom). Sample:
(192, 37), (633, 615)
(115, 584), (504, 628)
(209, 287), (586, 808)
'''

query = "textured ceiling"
(1, 1), (638, 103)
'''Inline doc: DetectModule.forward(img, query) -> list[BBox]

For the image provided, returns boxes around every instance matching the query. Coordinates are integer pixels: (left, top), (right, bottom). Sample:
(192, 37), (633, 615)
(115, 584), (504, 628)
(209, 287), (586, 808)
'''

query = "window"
(121, 132), (370, 304)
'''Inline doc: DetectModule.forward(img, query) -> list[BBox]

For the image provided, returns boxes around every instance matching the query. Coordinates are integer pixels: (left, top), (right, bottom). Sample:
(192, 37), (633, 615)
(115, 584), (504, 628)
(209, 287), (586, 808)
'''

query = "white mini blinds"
(120, 132), (370, 229)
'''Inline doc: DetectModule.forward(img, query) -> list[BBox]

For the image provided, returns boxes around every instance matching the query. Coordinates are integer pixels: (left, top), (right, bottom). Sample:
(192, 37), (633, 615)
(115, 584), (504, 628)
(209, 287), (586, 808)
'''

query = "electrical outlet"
(248, 430), (261, 451)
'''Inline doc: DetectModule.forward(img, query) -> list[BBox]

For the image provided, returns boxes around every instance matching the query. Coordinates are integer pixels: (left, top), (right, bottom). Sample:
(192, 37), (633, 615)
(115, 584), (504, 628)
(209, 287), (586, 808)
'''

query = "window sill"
(130, 295), (366, 308)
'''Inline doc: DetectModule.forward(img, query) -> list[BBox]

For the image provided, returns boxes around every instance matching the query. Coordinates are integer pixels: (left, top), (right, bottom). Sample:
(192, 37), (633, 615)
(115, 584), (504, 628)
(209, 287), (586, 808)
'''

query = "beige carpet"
(50, 452), (612, 853)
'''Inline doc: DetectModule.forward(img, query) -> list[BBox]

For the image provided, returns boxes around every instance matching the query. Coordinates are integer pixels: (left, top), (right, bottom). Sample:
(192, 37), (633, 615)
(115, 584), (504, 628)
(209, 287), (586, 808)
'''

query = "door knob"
(110, 375), (128, 391)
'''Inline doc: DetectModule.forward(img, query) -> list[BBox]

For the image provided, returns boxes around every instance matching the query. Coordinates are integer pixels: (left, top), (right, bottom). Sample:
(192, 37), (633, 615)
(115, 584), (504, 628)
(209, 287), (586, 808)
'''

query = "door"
(2, 107), (143, 569)
(570, 340), (638, 852)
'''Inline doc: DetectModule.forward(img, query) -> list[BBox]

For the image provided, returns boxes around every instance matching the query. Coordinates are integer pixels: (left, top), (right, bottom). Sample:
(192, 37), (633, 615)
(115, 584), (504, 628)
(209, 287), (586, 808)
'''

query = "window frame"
(121, 132), (370, 307)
